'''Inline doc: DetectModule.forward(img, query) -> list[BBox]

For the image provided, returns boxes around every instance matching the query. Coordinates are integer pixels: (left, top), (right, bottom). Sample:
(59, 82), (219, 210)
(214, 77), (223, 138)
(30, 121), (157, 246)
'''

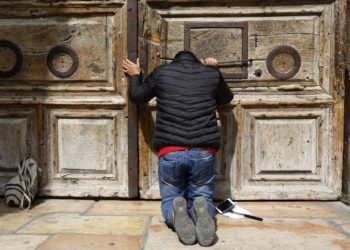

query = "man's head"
(173, 50), (218, 67)
(172, 50), (202, 64)
(174, 50), (197, 59)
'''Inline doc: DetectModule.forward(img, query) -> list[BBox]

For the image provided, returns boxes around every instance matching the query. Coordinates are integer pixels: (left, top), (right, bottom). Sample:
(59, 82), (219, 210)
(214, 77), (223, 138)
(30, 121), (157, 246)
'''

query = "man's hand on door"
(202, 57), (218, 67)
(123, 58), (141, 76)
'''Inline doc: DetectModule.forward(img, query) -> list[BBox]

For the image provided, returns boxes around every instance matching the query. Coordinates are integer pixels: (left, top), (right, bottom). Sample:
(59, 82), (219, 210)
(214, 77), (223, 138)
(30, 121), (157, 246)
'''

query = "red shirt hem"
(158, 146), (217, 157)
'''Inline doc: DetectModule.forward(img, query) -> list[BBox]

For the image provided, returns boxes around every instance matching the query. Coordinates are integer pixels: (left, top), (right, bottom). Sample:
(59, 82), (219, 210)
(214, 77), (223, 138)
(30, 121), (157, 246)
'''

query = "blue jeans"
(158, 148), (216, 227)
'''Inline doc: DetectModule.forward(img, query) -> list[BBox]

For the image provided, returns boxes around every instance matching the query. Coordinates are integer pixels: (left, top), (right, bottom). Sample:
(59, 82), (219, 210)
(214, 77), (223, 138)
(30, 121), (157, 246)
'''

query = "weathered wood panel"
(0, 1), (124, 17)
(0, 108), (37, 195)
(343, 68), (350, 204)
(0, 14), (120, 92)
(341, 0), (350, 204)
(185, 23), (247, 78)
(139, 0), (345, 200)
(239, 107), (334, 199)
(162, 14), (326, 88)
(41, 108), (128, 197)
(331, 0), (346, 201)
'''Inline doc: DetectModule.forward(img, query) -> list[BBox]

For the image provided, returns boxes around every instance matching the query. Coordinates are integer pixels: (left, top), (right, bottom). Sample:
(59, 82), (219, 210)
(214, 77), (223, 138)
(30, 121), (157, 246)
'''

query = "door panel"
(184, 22), (248, 79)
(154, 6), (330, 89)
(239, 107), (333, 199)
(42, 108), (127, 196)
(0, 15), (119, 91)
(0, 108), (37, 194)
(139, 0), (345, 199)
(342, 0), (350, 204)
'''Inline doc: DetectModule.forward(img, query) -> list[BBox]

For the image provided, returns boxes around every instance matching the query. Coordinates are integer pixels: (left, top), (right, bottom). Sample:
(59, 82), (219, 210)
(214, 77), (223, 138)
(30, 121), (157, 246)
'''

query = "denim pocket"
(194, 154), (215, 186)
(158, 157), (179, 185)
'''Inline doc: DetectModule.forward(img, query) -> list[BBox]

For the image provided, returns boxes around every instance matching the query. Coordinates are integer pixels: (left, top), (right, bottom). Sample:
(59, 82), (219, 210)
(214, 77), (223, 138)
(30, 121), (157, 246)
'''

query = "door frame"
(127, 0), (139, 197)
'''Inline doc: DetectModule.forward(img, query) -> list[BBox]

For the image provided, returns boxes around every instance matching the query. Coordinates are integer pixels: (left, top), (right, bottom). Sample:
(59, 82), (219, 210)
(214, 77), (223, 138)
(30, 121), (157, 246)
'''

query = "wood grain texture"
(138, 0), (345, 200)
(159, 7), (331, 88)
(331, 0), (346, 199)
(41, 108), (128, 197)
(0, 1), (132, 197)
(0, 108), (37, 195)
(0, 15), (119, 92)
(341, 0), (350, 204)
(127, 0), (139, 198)
(0, 1), (124, 17)
(0, 0), (346, 199)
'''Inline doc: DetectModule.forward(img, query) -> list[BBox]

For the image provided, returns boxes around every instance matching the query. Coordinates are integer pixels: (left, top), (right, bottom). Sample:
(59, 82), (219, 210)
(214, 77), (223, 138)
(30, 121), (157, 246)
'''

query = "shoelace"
(17, 158), (41, 210)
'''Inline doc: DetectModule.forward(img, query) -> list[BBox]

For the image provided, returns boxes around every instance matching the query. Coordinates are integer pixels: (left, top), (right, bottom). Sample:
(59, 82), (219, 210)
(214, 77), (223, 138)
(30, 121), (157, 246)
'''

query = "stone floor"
(0, 199), (350, 250)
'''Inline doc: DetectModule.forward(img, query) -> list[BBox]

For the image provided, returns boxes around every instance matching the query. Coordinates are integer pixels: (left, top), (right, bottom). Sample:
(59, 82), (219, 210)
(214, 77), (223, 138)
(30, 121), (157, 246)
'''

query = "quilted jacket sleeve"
(216, 71), (233, 104)
(128, 69), (157, 105)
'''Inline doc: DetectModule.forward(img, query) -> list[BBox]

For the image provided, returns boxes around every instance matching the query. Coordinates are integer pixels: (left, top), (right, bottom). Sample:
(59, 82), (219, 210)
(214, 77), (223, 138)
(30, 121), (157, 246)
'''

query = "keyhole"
(254, 69), (262, 77)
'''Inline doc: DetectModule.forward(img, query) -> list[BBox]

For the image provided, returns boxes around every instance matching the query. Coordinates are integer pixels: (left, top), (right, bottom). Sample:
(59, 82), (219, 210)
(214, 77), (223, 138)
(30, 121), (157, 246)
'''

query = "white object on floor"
(222, 204), (251, 219)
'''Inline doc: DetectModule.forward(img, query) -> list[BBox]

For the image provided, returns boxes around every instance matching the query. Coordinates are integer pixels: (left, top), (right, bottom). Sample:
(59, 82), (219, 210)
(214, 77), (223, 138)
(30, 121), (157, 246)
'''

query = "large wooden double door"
(0, 0), (346, 200)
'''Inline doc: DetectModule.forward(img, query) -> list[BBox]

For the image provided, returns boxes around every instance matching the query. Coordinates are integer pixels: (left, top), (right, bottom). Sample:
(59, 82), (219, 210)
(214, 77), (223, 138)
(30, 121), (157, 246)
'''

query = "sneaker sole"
(173, 197), (196, 245)
(193, 197), (216, 247)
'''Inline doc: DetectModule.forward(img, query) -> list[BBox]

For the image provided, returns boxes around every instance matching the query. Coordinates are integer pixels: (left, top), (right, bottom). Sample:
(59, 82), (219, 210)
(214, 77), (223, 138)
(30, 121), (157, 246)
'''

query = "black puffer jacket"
(129, 51), (233, 152)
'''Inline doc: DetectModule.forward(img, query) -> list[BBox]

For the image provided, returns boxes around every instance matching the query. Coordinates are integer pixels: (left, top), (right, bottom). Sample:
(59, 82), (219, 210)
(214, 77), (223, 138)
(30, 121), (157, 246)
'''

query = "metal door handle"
(160, 57), (253, 67)
(218, 59), (252, 67)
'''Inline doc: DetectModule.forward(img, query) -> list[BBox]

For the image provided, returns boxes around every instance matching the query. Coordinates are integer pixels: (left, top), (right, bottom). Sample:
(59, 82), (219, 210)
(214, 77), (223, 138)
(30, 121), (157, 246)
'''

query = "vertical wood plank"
(332, 0), (346, 197)
(342, 69), (350, 203)
(341, 0), (350, 204)
(127, 0), (139, 198)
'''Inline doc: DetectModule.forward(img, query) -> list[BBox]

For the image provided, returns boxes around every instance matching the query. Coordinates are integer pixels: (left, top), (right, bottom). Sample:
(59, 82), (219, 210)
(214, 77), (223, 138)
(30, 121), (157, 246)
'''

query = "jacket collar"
(172, 50), (202, 64)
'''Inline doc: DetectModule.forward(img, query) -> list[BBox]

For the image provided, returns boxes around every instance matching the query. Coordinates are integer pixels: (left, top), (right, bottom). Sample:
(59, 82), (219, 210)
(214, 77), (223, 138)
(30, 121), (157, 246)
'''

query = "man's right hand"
(123, 58), (141, 76)
(202, 57), (218, 67)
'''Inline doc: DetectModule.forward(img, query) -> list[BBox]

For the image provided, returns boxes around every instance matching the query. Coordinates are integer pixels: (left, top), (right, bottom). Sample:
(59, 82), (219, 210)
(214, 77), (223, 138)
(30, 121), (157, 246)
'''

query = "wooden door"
(0, 0), (138, 197)
(138, 0), (346, 200)
(342, 0), (350, 204)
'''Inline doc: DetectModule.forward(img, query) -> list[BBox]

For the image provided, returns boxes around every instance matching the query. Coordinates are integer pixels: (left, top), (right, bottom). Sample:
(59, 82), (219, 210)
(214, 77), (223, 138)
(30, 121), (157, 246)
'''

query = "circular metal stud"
(266, 45), (301, 80)
(0, 40), (23, 78)
(47, 45), (79, 78)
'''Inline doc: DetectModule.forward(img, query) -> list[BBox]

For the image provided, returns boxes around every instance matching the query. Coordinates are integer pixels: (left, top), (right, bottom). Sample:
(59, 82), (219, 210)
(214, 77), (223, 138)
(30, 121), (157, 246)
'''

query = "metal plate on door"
(266, 45), (301, 80)
(47, 45), (79, 79)
(184, 22), (249, 79)
(0, 40), (23, 78)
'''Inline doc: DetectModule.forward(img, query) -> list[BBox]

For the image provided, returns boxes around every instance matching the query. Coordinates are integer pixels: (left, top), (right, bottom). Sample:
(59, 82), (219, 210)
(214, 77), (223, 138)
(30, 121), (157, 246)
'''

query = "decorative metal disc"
(47, 45), (79, 78)
(0, 40), (23, 78)
(266, 45), (301, 80)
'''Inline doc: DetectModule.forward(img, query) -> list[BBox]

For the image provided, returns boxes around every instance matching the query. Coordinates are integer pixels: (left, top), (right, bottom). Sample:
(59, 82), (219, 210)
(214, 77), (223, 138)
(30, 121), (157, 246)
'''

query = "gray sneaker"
(193, 197), (216, 246)
(172, 197), (196, 245)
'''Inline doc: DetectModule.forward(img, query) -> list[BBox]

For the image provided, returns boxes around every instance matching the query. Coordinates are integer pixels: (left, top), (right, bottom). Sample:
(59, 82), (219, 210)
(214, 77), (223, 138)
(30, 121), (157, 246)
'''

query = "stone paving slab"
(17, 213), (148, 235)
(144, 215), (350, 250)
(325, 201), (350, 217)
(0, 199), (349, 250)
(236, 201), (337, 218)
(37, 235), (144, 250)
(215, 216), (350, 250)
(0, 235), (49, 250)
(0, 212), (37, 233)
(332, 218), (350, 235)
(88, 200), (161, 216)
(0, 199), (95, 214)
